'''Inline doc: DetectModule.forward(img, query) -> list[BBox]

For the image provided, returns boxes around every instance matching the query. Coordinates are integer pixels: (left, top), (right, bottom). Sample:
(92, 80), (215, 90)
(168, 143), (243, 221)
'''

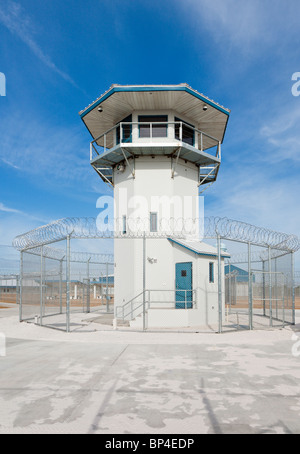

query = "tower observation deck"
(79, 84), (230, 191)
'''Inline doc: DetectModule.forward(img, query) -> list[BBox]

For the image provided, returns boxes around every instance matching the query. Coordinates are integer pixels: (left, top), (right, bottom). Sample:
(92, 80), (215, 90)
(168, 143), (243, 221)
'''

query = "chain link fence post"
(86, 258), (91, 313)
(292, 252), (295, 325)
(143, 232), (146, 332)
(268, 246), (273, 327)
(217, 235), (222, 333)
(40, 246), (44, 326)
(248, 242), (253, 330)
(59, 259), (63, 314)
(19, 251), (23, 322)
(106, 262), (109, 313)
(66, 235), (71, 333)
(262, 259), (266, 317)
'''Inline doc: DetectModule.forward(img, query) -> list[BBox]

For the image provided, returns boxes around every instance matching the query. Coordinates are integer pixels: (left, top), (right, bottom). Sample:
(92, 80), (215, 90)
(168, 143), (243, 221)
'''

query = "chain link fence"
(9, 217), (300, 333)
(224, 242), (294, 331)
(0, 245), (20, 306)
(18, 240), (114, 332)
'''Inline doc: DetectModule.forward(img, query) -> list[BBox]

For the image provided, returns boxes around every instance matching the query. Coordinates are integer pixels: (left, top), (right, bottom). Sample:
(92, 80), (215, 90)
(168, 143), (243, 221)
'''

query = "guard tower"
(80, 84), (230, 328)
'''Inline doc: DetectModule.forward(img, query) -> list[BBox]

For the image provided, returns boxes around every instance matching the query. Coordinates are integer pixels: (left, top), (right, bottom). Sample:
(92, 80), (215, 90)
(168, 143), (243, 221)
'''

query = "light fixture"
(117, 163), (125, 173)
(203, 105), (208, 111)
(98, 106), (103, 112)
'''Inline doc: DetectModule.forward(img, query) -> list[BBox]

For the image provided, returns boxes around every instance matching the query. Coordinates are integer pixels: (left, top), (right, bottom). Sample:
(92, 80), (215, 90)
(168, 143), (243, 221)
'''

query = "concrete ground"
(0, 304), (300, 434)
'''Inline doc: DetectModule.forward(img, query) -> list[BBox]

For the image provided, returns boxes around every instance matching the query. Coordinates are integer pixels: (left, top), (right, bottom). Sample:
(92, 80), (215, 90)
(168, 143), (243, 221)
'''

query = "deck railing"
(90, 121), (221, 161)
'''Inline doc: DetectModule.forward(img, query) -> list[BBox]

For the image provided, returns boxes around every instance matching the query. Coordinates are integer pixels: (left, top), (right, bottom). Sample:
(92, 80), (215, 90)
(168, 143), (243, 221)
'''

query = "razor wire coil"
(12, 216), (300, 253)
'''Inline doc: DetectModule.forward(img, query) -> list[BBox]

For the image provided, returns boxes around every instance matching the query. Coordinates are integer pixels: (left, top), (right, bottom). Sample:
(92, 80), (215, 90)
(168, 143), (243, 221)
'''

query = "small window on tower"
(209, 262), (214, 283)
(150, 212), (158, 232)
(122, 215), (127, 234)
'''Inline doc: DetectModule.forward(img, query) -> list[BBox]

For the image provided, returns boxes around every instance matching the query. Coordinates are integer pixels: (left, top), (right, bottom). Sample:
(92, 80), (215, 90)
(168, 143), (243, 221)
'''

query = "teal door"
(175, 262), (193, 309)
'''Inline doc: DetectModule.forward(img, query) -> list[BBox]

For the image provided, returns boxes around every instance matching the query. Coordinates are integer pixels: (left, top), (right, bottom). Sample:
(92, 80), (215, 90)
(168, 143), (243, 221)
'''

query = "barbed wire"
(227, 249), (294, 264)
(12, 216), (300, 252)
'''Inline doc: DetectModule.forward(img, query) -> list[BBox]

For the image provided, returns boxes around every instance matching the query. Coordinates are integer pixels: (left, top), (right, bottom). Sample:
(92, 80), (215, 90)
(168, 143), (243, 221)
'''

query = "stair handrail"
(115, 290), (146, 321)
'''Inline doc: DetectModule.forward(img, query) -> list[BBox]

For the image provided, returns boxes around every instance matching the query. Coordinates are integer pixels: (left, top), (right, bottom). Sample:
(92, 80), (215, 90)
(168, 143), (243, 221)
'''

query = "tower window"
(139, 115), (168, 138)
(122, 215), (127, 234)
(150, 212), (158, 232)
(209, 262), (214, 283)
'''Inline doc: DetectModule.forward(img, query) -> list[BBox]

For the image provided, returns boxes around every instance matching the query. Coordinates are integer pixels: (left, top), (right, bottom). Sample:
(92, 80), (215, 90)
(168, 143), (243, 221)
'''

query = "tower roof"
(168, 238), (231, 258)
(79, 84), (230, 144)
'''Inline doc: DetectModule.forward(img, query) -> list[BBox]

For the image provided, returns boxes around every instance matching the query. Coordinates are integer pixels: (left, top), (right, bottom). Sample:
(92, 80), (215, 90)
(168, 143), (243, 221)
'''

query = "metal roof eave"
(168, 237), (231, 259)
(79, 85), (231, 119)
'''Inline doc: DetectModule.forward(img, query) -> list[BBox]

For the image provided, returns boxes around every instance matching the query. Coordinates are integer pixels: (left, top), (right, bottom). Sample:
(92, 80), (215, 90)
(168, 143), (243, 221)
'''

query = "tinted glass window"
(209, 262), (214, 283)
(139, 115), (168, 138)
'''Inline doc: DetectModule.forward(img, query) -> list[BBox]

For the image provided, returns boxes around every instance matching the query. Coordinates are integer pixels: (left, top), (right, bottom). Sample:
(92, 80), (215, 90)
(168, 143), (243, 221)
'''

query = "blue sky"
(0, 0), (300, 256)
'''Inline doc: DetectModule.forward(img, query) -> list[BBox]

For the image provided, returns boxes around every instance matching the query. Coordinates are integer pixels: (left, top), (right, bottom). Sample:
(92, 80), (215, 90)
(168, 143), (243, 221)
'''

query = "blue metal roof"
(168, 238), (230, 259)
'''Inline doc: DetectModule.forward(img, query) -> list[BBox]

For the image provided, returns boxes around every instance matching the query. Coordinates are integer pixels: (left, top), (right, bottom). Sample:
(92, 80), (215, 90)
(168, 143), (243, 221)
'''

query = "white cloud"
(0, 202), (22, 214)
(207, 163), (300, 238)
(0, 0), (77, 87)
(181, 0), (300, 54)
(0, 112), (95, 189)
(259, 107), (300, 162)
(0, 158), (21, 170)
(0, 202), (48, 223)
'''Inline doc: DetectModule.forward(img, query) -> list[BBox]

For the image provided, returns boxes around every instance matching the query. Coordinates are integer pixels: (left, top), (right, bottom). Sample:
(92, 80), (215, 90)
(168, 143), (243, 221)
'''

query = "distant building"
(225, 264), (255, 283)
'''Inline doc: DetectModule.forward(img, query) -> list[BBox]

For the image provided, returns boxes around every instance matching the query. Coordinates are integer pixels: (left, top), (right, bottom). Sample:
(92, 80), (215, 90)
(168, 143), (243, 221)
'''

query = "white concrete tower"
(80, 84), (230, 328)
